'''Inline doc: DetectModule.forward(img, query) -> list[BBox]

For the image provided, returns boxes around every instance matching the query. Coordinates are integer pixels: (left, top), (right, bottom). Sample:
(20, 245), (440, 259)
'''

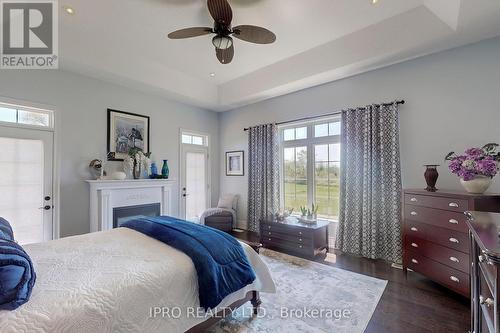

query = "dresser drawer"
(405, 235), (469, 273)
(405, 205), (468, 233)
(479, 266), (495, 332)
(406, 249), (469, 296)
(404, 194), (468, 212)
(262, 237), (312, 255)
(478, 254), (497, 295)
(261, 230), (313, 245)
(404, 221), (469, 253)
(260, 222), (312, 239)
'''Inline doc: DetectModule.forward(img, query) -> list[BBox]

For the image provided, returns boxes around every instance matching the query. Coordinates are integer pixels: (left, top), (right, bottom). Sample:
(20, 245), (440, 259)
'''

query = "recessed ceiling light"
(209, 72), (216, 78)
(63, 6), (75, 15)
(371, 0), (379, 4)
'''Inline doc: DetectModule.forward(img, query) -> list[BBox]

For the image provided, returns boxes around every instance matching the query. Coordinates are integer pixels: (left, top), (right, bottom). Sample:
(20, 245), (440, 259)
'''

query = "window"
(283, 126), (307, 141)
(181, 132), (207, 146)
(0, 103), (53, 128)
(283, 146), (308, 211)
(314, 121), (341, 138)
(280, 119), (341, 220)
(314, 143), (340, 218)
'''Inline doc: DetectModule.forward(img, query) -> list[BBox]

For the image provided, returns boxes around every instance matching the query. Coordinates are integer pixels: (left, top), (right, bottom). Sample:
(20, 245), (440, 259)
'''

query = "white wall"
(219, 36), (500, 230)
(0, 70), (220, 237)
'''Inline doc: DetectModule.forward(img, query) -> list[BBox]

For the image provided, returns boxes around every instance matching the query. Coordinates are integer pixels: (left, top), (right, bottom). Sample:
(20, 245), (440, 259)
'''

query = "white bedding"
(0, 228), (275, 333)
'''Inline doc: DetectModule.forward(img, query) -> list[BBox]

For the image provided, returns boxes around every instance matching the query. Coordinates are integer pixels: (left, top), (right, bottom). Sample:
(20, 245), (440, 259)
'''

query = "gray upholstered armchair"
(200, 194), (238, 233)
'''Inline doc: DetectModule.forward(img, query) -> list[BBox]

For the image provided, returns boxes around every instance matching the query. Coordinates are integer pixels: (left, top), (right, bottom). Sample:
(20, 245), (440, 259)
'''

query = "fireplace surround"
(87, 179), (175, 232)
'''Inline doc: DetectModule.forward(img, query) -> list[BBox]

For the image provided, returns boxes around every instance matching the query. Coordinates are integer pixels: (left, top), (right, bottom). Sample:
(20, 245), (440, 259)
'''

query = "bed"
(0, 227), (275, 333)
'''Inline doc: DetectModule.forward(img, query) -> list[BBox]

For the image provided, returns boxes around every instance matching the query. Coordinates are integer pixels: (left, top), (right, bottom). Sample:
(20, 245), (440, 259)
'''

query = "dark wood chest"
(260, 218), (330, 258)
(403, 189), (500, 297)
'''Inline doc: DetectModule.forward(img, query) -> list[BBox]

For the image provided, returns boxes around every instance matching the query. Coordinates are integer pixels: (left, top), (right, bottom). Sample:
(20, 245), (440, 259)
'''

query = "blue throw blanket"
(0, 217), (14, 241)
(122, 216), (256, 310)
(0, 239), (37, 310)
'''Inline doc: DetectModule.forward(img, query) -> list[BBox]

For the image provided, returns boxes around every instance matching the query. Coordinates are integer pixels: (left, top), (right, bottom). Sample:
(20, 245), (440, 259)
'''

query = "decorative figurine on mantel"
(445, 143), (500, 194)
(89, 159), (104, 180)
(424, 165), (439, 192)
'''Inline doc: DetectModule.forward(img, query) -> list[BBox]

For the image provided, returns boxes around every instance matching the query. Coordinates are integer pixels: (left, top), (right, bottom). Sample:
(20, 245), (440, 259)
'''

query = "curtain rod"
(243, 99), (405, 131)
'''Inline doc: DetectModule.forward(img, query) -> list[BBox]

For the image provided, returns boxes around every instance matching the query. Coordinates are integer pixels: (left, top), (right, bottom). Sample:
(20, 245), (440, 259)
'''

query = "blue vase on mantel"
(161, 160), (169, 179)
(150, 162), (158, 176)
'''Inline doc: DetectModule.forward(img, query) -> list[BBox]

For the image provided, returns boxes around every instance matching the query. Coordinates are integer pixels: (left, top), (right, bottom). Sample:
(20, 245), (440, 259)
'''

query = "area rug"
(207, 249), (387, 333)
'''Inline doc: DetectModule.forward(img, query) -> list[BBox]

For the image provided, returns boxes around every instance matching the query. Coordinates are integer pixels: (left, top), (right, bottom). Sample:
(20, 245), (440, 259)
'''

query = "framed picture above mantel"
(226, 151), (244, 176)
(107, 109), (150, 161)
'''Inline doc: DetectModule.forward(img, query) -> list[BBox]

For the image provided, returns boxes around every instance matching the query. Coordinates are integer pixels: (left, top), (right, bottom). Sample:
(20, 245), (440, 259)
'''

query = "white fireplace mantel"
(87, 179), (176, 232)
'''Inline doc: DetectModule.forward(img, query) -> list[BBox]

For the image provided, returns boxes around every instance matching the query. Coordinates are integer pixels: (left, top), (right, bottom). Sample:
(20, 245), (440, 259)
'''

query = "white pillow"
(218, 194), (237, 210)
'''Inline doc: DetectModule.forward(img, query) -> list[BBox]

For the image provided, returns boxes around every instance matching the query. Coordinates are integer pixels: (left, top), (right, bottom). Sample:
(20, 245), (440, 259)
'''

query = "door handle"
(39, 205), (52, 210)
(44, 196), (51, 201)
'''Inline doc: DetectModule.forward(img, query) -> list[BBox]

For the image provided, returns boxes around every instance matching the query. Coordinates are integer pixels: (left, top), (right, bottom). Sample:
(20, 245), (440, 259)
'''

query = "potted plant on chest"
(445, 143), (500, 194)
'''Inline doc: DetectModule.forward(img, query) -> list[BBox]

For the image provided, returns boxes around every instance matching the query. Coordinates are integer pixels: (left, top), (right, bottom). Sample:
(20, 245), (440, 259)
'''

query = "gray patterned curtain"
(335, 102), (402, 263)
(248, 124), (280, 232)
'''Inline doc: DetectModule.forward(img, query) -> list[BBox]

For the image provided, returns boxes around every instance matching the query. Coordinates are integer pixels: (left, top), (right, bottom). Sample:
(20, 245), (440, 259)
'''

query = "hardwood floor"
(230, 230), (470, 333)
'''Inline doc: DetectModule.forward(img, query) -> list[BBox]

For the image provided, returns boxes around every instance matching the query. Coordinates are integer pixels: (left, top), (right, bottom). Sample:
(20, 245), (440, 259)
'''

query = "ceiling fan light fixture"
(212, 35), (233, 50)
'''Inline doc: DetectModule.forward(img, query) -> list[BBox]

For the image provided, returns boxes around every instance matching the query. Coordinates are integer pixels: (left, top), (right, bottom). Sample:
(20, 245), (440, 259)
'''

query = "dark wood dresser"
(260, 217), (330, 258)
(467, 211), (500, 333)
(403, 189), (500, 297)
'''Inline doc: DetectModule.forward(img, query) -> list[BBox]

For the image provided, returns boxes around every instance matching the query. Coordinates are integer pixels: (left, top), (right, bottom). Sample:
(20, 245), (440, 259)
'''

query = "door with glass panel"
(180, 132), (210, 222)
(0, 126), (54, 244)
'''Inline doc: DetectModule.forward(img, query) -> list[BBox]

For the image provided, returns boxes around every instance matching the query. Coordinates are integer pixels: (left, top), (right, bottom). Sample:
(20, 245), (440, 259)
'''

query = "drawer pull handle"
(299, 238), (302, 242)
(449, 237), (459, 244)
(450, 276), (460, 283)
(450, 256), (459, 263)
(411, 243), (418, 248)
(410, 211), (418, 216)
(448, 202), (459, 208)
(410, 197), (418, 202)
(480, 296), (494, 308)
(299, 245), (303, 249)
(299, 232), (302, 235)
(268, 226), (271, 229)
(410, 227), (418, 232)
(411, 259), (418, 264)
(449, 219), (459, 225)
(268, 238), (272, 241)
(268, 232), (272, 235)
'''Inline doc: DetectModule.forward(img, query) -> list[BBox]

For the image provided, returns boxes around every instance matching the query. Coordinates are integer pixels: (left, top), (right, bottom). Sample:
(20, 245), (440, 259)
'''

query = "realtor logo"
(1, 0), (58, 69)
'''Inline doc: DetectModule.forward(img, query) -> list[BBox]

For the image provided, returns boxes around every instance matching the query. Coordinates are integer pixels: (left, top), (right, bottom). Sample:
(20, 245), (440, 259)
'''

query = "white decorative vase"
(460, 176), (493, 194)
(110, 171), (127, 180)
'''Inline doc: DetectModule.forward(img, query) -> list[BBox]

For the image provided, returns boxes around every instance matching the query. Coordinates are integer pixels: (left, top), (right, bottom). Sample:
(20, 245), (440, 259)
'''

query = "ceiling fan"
(168, 0), (276, 64)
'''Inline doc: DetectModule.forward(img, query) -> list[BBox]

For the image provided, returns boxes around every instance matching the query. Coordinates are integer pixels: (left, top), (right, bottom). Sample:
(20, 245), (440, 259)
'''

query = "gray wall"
(219, 37), (500, 229)
(0, 70), (220, 237)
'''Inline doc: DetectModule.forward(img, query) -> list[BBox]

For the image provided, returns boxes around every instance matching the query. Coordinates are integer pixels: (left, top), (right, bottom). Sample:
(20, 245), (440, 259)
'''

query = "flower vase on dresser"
(445, 143), (500, 194)
(424, 165), (439, 192)
(161, 160), (170, 179)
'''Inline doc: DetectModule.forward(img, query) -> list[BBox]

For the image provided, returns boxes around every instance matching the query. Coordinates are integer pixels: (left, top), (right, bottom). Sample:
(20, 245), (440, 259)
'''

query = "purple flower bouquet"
(445, 143), (500, 193)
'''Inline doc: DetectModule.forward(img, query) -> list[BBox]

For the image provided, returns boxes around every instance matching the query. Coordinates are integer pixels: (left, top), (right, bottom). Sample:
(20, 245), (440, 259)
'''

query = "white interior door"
(181, 147), (209, 222)
(0, 126), (54, 244)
